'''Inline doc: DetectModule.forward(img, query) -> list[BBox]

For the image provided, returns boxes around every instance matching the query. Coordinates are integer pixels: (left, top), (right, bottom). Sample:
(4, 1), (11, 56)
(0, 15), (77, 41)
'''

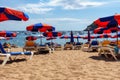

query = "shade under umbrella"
(0, 7), (29, 22)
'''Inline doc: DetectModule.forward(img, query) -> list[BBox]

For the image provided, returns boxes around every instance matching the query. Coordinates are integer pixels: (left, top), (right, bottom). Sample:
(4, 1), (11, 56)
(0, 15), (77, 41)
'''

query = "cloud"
(47, 0), (106, 10)
(17, 0), (106, 14)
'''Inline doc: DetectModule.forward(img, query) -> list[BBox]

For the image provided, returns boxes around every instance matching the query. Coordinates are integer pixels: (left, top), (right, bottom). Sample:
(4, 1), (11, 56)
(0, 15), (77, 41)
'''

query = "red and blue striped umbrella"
(43, 32), (62, 37)
(26, 36), (37, 41)
(0, 31), (17, 37)
(0, 7), (29, 22)
(26, 23), (55, 32)
(60, 35), (71, 39)
(94, 27), (120, 34)
(46, 37), (56, 40)
(94, 14), (120, 28)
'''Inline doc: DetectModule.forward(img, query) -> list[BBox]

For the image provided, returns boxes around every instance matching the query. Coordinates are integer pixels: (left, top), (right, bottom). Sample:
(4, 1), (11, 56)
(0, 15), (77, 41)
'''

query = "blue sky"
(0, 0), (120, 31)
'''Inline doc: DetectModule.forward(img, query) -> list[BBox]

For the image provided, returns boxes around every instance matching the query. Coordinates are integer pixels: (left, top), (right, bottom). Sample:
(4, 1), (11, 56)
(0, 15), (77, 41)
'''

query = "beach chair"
(23, 40), (37, 51)
(74, 42), (82, 50)
(54, 43), (63, 51)
(81, 42), (92, 52)
(89, 40), (99, 52)
(64, 42), (74, 50)
(101, 40), (111, 46)
(0, 42), (34, 66)
(98, 45), (118, 60)
(37, 44), (51, 54)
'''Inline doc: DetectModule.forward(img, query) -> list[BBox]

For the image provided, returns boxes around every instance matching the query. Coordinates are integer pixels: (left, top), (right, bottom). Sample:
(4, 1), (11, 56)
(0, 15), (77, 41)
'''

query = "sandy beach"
(0, 48), (120, 80)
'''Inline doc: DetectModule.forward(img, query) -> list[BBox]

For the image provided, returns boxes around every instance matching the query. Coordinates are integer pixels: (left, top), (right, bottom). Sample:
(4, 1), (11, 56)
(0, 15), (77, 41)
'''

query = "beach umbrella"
(94, 14), (120, 28)
(60, 35), (71, 39)
(26, 23), (55, 45)
(46, 37), (56, 40)
(94, 27), (120, 34)
(0, 31), (17, 37)
(43, 32), (62, 37)
(83, 35), (95, 39)
(111, 33), (120, 38)
(0, 7), (29, 22)
(87, 30), (91, 43)
(26, 23), (55, 32)
(99, 34), (111, 38)
(26, 36), (37, 41)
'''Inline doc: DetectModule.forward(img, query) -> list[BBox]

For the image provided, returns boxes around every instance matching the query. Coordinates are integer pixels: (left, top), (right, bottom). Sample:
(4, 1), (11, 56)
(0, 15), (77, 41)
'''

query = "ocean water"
(0, 31), (118, 47)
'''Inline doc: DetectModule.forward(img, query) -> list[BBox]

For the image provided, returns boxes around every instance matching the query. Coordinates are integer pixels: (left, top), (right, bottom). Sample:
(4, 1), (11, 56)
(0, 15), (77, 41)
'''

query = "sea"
(0, 31), (117, 47)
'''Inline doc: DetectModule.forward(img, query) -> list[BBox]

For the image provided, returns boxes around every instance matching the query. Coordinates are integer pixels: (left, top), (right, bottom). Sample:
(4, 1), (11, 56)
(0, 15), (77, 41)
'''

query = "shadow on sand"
(89, 54), (120, 62)
(0, 58), (27, 65)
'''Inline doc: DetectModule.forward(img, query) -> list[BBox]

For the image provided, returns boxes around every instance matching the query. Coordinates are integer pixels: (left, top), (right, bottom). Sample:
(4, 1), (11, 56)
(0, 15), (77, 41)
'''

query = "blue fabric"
(100, 16), (114, 22)
(91, 41), (98, 45)
(10, 52), (22, 55)
(0, 42), (31, 55)
(0, 42), (7, 53)
(23, 52), (31, 55)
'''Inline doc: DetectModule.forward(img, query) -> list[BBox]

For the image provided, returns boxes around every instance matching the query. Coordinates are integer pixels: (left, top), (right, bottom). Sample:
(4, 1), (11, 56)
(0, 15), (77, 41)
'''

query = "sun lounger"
(89, 40), (99, 52)
(37, 44), (51, 54)
(81, 43), (91, 52)
(0, 42), (34, 66)
(64, 42), (74, 50)
(74, 42), (82, 50)
(23, 41), (37, 51)
(54, 44), (63, 51)
(98, 45), (118, 60)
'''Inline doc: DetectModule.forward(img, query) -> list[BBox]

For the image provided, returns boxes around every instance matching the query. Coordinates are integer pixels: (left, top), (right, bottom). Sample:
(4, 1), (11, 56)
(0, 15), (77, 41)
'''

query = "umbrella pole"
(40, 32), (42, 45)
(116, 31), (118, 46)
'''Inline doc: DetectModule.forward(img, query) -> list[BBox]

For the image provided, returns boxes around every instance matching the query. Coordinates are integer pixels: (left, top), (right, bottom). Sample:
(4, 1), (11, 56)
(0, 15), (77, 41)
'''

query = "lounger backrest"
(91, 41), (99, 45)
(102, 40), (111, 46)
(0, 43), (7, 53)
(25, 41), (35, 47)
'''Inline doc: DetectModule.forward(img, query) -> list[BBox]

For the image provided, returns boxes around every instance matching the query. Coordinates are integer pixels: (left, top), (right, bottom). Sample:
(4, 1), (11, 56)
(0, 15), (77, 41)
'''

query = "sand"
(0, 48), (120, 80)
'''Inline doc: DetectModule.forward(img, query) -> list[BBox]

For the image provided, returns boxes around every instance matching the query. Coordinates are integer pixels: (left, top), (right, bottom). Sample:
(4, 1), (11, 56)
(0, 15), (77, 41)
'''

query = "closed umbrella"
(70, 31), (74, 44)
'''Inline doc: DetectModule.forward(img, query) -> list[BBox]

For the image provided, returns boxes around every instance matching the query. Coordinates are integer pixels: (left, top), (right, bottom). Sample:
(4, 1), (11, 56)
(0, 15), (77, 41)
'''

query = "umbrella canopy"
(26, 23), (55, 32)
(0, 31), (17, 37)
(26, 36), (37, 41)
(99, 34), (111, 38)
(83, 35), (96, 39)
(46, 37), (56, 40)
(60, 35), (71, 39)
(94, 14), (120, 28)
(111, 33), (120, 38)
(94, 27), (120, 34)
(43, 32), (62, 37)
(0, 7), (29, 22)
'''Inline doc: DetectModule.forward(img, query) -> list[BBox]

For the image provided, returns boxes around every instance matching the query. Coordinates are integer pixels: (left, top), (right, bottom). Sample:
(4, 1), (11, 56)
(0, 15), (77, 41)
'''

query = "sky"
(0, 0), (120, 31)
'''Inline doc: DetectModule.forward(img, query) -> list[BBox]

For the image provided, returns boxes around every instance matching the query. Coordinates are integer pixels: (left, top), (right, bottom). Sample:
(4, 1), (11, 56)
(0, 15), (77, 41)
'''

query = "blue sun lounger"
(0, 42), (34, 66)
